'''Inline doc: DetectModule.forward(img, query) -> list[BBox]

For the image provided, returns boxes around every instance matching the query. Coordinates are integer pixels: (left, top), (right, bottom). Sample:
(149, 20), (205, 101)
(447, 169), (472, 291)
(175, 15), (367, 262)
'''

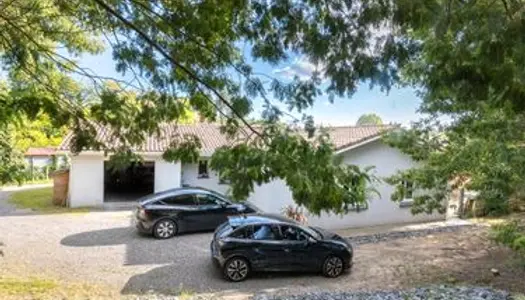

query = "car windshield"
(307, 226), (324, 239)
(206, 190), (231, 203)
(244, 201), (261, 211)
(216, 222), (234, 238)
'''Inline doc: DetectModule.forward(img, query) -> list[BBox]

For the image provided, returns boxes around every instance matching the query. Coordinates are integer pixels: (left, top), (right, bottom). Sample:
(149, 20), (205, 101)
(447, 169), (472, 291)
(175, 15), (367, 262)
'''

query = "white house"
(25, 147), (57, 168)
(58, 123), (443, 229)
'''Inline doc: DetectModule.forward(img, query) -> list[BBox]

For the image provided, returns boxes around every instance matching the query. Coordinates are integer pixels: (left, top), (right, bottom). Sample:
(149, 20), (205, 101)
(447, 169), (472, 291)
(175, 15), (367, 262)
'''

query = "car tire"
(322, 255), (344, 278)
(153, 219), (177, 239)
(223, 257), (250, 282)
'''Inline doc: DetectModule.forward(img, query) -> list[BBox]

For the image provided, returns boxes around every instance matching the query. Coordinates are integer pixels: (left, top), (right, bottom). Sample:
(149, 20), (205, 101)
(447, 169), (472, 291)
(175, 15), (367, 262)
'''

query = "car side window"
(229, 225), (253, 239)
(161, 194), (196, 206)
(250, 225), (279, 241)
(196, 194), (224, 206)
(279, 225), (311, 241)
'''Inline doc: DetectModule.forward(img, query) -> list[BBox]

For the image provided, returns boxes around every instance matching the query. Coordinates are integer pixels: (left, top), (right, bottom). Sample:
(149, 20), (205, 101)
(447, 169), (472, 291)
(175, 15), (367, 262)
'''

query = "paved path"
(0, 190), (15, 215)
(0, 183), (51, 216)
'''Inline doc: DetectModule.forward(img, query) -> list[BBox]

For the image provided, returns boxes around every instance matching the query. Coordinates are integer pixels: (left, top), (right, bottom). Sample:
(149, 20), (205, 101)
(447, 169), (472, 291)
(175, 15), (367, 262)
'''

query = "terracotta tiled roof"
(25, 147), (57, 156)
(58, 123), (394, 154)
(326, 125), (395, 151)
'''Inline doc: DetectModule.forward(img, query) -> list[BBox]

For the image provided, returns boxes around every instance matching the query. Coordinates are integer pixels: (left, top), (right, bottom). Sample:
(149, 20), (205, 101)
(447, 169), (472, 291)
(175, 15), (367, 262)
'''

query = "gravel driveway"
(0, 211), (523, 299)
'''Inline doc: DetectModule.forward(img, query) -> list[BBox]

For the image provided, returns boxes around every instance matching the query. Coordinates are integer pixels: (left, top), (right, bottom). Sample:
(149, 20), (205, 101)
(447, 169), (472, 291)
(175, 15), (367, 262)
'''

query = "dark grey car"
(211, 214), (353, 281)
(134, 187), (260, 239)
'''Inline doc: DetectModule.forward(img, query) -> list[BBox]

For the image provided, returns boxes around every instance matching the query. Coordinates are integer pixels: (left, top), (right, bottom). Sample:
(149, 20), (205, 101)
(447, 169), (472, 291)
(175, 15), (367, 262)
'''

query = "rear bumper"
(134, 216), (154, 234)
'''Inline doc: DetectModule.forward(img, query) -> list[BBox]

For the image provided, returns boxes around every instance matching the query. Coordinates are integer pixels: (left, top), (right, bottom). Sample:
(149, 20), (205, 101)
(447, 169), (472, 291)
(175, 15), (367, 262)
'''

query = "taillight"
(138, 207), (148, 219)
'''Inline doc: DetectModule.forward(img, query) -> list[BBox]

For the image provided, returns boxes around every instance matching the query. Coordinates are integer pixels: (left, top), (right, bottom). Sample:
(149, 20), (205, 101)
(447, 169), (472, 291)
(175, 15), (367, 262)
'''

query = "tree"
(0, 0), (384, 213)
(356, 114), (383, 126)
(380, 1), (525, 216)
(10, 114), (67, 151)
(2, 0), (522, 215)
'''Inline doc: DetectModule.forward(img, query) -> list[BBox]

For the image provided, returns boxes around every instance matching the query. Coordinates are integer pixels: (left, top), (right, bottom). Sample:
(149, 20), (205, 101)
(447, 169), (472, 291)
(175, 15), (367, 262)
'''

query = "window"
(343, 177), (369, 212)
(251, 225), (278, 240)
(348, 202), (369, 212)
(198, 160), (209, 178)
(400, 180), (414, 207)
(196, 194), (224, 206)
(161, 194), (195, 206)
(403, 180), (414, 199)
(217, 223), (234, 238)
(279, 225), (311, 241)
(229, 226), (253, 239)
(229, 225), (279, 240)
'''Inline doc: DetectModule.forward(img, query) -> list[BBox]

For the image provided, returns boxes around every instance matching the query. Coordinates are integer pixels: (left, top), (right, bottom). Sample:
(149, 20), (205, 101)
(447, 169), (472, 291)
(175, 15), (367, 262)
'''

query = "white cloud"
(273, 57), (323, 80)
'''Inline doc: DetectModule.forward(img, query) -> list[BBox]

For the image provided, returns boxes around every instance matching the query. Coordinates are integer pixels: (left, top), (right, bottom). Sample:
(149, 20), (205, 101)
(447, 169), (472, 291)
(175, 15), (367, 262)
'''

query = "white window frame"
(348, 202), (369, 212)
(197, 160), (209, 179)
(400, 180), (414, 207)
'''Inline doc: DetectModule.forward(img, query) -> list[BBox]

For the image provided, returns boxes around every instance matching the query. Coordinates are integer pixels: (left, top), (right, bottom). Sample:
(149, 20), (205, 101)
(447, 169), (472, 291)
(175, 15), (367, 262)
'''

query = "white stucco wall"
(182, 141), (444, 229)
(68, 141), (444, 227)
(182, 162), (230, 194)
(154, 159), (182, 193)
(181, 164), (296, 213)
(25, 157), (51, 168)
(306, 140), (444, 229)
(69, 155), (104, 208)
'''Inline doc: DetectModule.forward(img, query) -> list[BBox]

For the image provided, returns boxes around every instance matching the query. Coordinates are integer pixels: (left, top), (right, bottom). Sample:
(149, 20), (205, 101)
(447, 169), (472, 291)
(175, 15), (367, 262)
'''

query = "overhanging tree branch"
(91, 0), (262, 138)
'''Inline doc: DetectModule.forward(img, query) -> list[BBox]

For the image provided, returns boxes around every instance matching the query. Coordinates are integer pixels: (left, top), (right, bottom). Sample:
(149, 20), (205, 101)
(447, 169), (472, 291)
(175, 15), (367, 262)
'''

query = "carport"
(67, 153), (182, 208)
(104, 161), (154, 202)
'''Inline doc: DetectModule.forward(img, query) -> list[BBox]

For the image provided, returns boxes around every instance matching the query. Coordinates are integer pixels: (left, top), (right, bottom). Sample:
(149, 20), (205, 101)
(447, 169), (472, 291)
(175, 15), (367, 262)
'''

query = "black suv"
(134, 187), (260, 239)
(211, 214), (353, 281)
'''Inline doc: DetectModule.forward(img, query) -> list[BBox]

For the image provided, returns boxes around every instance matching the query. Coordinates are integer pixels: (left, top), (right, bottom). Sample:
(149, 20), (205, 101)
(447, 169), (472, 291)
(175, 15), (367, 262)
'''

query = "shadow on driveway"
(120, 262), (346, 296)
(61, 227), (135, 247)
(60, 226), (340, 296)
(60, 227), (215, 266)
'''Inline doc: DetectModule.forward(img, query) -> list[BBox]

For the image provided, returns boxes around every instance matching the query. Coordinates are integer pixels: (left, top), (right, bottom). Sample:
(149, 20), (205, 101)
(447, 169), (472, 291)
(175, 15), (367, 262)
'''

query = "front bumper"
(344, 248), (353, 269)
(210, 240), (225, 268)
(344, 259), (353, 270)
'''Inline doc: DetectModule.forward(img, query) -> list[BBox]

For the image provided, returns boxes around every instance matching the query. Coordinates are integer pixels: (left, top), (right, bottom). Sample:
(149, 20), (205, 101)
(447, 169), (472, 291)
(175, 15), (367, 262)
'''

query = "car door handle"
(284, 248), (291, 253)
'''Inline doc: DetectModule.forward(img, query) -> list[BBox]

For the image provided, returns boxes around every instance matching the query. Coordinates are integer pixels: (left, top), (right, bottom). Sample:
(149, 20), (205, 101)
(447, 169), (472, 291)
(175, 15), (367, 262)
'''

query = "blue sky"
(72, 47), (423, 126)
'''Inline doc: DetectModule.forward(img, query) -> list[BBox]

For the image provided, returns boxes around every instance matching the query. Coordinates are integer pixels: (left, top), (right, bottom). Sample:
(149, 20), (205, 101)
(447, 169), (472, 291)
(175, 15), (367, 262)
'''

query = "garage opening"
(104, 161), (155, 202)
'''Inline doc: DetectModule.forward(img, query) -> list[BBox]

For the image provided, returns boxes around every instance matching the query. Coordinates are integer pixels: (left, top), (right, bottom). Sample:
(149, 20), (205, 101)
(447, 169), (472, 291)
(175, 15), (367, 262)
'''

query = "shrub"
(491, 221), (525, 260)
(282, 205), (307, 224)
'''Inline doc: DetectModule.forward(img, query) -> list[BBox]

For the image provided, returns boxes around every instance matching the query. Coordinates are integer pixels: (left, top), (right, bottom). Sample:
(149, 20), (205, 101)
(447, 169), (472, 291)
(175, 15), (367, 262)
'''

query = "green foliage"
(0, 129), (27, 185)
(385, 111), (525, 215)
(106, 150), (143, 172)
(491, 221), (525, 259)
(162, 134), (202, 164)
(381, 1), (525, 215)
(356, 114), (383, 126)
(10, 114), (67, 151)
(3, 0), (525, 215)
(209, 125), (378, 215)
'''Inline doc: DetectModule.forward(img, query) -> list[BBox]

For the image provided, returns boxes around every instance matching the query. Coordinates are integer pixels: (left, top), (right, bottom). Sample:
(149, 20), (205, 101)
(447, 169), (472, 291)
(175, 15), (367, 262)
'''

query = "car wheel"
(153, 219), (177, 239)
(322, 255), (344, 278)
(223, 257), (250, 282)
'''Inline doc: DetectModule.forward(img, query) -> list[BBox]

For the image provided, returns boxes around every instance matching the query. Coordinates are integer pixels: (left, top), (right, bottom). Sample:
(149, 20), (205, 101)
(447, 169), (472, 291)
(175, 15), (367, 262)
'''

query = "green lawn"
(8, 187), (90, 214)
(0, 179), (52, 188)
(0, 277), (58, 296)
